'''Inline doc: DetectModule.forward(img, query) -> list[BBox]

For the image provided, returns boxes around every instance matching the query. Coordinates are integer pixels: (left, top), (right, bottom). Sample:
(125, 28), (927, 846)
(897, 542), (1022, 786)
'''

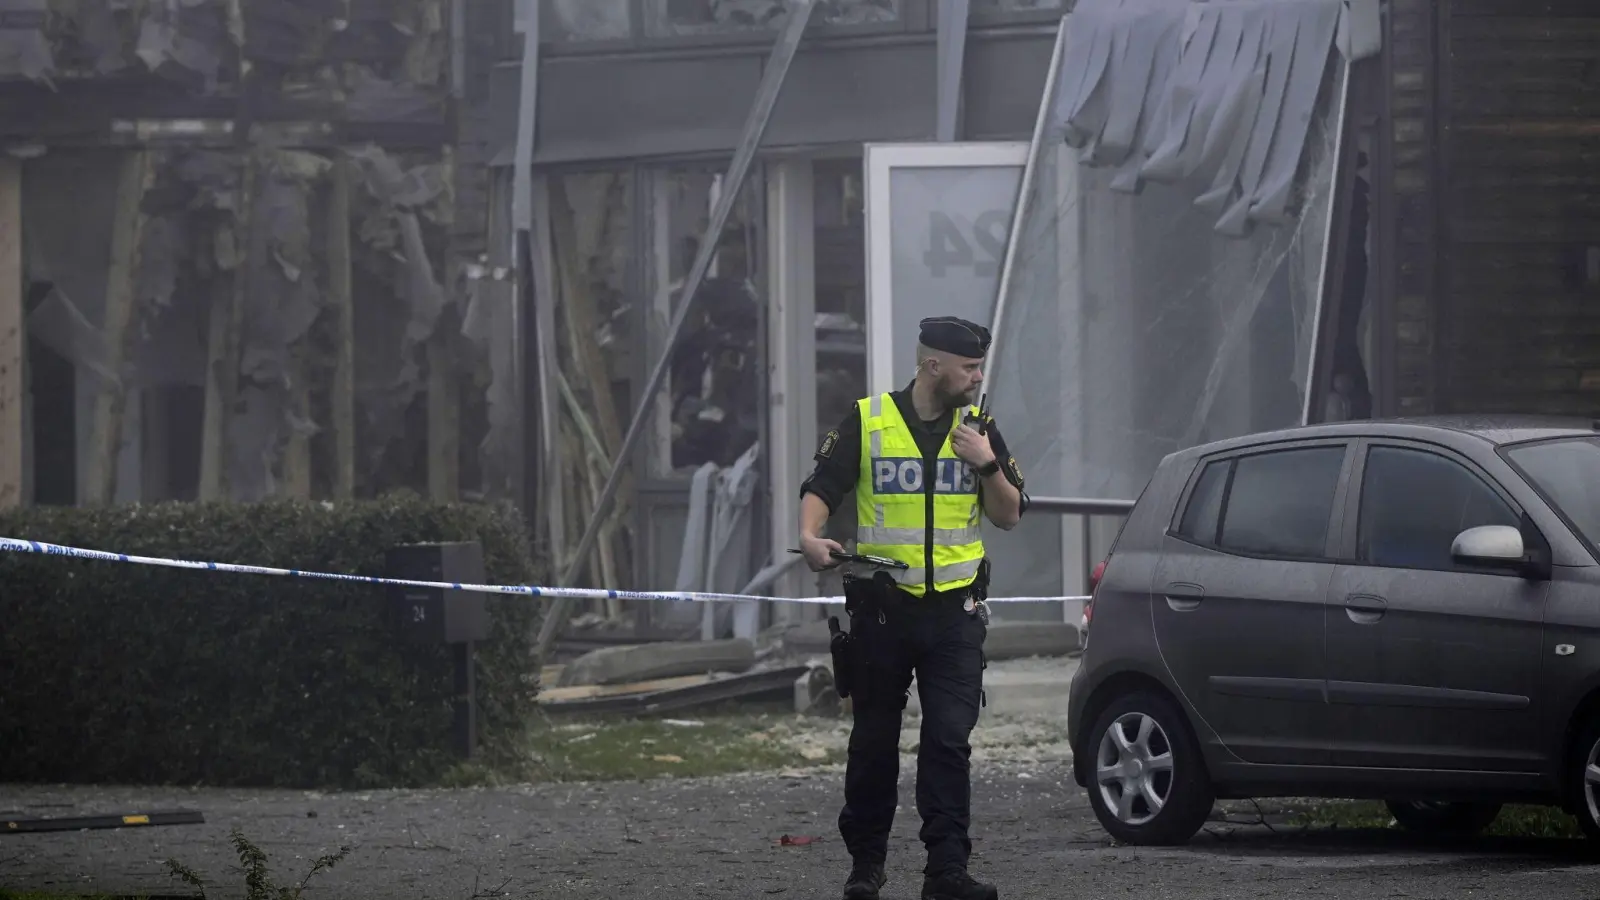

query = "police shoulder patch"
(816, 429), (840, 459)
(1006, 455), (1024, 486)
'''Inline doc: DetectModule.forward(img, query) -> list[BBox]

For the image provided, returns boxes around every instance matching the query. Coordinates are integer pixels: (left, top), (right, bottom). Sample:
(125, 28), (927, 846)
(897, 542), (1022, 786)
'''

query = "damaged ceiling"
(1054, 0), (1380, 236)
(0, 0), (452, 148)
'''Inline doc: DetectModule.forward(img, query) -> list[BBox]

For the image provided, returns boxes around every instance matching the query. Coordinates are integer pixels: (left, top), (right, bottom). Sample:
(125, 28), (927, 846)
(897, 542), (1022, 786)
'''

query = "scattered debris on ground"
(527, 668), (1076, 785)
(538, 618), (1082, 719)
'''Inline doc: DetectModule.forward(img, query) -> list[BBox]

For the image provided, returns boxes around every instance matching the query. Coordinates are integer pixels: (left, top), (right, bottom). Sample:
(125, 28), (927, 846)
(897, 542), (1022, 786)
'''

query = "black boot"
(921, 869), (998, 900)
(843, 861), (887, 900)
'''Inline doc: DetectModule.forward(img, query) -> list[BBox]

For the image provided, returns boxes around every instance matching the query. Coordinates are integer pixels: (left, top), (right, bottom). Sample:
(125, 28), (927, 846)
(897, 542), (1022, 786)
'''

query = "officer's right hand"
(799, 535), (845, 572)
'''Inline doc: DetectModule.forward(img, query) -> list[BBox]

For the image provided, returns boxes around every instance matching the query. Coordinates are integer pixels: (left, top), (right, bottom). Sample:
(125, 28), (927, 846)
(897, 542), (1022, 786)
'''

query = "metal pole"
(1300, 54), (1353, 426)
(985, 14), (1069, 376)
(533, 0), (818, 662)
(1025, 495), (1135, 517)
(935, 0), (971, 142)
(510, 0), (541, 233)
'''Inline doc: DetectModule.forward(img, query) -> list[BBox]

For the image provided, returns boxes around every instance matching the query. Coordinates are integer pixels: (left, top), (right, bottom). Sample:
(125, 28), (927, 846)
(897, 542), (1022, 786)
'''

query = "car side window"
(1357, 446), (1520, 572)
(1176, 460), (1229, 543)
(1216, 446), (1345, 559)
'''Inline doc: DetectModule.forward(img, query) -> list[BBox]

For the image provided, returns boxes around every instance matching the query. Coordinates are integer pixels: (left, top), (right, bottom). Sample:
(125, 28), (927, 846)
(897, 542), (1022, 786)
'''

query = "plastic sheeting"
(1055, 0), (1344, 234)
(979, 0), (1347, 600)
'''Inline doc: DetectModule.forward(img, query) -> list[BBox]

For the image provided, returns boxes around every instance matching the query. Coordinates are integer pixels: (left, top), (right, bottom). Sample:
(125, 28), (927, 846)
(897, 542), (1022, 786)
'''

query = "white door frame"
(862, 141), (1029, 396)
(764, 158), (819, 614)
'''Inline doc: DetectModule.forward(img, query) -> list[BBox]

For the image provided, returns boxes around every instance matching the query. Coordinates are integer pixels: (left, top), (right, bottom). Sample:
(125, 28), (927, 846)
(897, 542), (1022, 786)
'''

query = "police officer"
(798, 316), (1027, 900)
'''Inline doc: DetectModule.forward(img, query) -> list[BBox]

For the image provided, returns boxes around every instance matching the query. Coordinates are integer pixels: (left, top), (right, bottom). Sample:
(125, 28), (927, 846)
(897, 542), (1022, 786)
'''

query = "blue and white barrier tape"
(0, 537), (1089, 607)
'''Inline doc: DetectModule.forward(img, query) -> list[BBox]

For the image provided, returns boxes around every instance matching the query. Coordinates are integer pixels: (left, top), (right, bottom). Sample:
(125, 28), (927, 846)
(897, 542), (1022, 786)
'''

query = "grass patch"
(527, 708), (843, 781)
(1292, 799), (1584, 838)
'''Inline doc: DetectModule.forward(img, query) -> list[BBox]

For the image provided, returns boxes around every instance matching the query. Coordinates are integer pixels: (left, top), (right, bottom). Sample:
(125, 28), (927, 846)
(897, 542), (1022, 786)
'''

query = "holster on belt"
(828, 615), (853, 698)
(833, 572), (901, 699)
(832, 574), (876, 699)
(971, 557), (992, 603)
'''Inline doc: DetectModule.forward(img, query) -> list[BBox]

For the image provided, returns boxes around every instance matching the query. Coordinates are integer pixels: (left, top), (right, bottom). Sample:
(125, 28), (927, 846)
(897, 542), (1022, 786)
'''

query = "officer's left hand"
(950, 424), (995, 469)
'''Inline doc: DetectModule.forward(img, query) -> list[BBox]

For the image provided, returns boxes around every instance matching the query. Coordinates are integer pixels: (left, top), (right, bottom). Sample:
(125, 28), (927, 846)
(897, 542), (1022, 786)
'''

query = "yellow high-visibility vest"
(854, 393), (986, 597)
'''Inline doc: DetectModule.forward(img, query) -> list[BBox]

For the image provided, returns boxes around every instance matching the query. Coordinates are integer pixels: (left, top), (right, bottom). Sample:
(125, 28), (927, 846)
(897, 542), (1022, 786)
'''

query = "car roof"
(1175, 414), (1600, 460)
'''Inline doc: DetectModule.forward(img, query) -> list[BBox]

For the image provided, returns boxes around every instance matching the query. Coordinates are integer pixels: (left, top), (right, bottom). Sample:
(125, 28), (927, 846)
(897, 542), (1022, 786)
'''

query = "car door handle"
(1163, 582), (1204, 612)
(1344, 593), (1387, 624)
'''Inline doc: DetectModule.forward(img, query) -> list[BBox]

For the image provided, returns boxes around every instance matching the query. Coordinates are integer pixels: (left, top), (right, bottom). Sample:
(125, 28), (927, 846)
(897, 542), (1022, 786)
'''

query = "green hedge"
(0, 494), (545, 789)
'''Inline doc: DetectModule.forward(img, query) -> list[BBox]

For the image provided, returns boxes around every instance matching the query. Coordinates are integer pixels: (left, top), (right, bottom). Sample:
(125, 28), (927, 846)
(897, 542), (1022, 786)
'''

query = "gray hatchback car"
(1067, 415), (1600, 846)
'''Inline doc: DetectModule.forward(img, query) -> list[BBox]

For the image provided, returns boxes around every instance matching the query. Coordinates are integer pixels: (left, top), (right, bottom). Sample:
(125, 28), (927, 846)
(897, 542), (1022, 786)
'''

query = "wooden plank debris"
(556, 638), (758, 688)
(0, 158), (20, 509)
(328, 152), (356, 500)
(427, 145), (460, 503)
(538, 674), (712, 704)
(538, 665), (814, 717)
(197, 151), (255, 503)
(83, 151), (151, 506)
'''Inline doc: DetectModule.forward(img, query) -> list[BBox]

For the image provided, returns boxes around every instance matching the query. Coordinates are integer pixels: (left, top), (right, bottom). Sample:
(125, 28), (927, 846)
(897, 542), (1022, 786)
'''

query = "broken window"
(1318, 135), (1376, 424)
(644, 0), (900, 37)
(971, 0), (1065, 11)
(545, 170), (636, 591)
(812, 159), (869, 438)
(548, 169), (635, 488)
(642, 164), (764, 478)
(534, 0), (633, 41)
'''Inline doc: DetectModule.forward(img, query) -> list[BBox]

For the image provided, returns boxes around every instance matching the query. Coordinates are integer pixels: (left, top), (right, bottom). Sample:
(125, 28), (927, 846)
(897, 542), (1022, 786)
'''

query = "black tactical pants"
(837, 586), (986, 877)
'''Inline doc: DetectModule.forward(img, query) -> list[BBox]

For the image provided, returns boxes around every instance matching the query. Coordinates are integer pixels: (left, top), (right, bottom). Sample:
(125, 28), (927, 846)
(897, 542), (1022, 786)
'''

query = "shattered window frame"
(811, 158), (871, 444)
(962, 0), (1067, 26)
(640, 0), (911, 43)
(531, 0), (638, 46)
(636, 161), (769, 483)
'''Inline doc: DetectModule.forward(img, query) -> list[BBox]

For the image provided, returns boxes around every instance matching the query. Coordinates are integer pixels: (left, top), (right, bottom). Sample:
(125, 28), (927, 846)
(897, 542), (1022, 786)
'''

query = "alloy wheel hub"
(1095, 711), (1175, 826)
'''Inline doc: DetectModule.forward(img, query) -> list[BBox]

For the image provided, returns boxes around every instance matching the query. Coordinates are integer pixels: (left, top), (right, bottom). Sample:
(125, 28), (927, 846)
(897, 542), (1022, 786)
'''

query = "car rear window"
(1176, 460), (1228, 543)
(1219, 447), (1344, 558)
(1174, 446), (1345, 559)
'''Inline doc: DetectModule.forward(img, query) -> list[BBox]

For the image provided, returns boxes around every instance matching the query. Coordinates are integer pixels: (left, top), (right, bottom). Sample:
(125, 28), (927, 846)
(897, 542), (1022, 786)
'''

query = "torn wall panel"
(1055, 0), (1367, 236)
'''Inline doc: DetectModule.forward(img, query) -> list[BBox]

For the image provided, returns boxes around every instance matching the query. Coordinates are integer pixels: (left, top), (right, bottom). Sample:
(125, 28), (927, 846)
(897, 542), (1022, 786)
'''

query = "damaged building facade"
(6, 0), (1599, 642)
(0, 0), (520, 511)
(497, 0), (1389, 639)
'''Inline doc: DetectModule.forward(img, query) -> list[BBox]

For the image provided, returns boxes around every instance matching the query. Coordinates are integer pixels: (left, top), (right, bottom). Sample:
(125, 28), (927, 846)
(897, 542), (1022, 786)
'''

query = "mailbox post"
(385, 541), (490, 760)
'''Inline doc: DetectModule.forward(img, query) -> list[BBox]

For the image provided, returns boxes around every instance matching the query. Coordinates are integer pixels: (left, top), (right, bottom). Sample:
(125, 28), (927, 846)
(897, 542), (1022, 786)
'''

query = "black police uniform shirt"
(800, 381), (1030, 518)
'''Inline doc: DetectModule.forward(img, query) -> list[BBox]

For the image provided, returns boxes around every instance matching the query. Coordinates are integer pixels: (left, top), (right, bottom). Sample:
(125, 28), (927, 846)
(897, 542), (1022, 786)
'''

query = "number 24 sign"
(923, 210), (1009, 279)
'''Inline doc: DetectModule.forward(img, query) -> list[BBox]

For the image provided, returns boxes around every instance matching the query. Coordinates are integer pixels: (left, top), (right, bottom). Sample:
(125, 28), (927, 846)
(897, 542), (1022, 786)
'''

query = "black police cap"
(919, 316), (992, 359)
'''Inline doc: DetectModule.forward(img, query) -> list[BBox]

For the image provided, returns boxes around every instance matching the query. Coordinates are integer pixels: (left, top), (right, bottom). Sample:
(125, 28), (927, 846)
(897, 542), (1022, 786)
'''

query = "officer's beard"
(935, 379), (976, 410)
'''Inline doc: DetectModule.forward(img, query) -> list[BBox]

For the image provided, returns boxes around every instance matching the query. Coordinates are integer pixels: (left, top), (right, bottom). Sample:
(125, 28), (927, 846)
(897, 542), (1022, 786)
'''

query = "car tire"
(1084, 689), (1214, 846)
(1568, 714), (1600, 843)
(1383, 800), (1502, 837)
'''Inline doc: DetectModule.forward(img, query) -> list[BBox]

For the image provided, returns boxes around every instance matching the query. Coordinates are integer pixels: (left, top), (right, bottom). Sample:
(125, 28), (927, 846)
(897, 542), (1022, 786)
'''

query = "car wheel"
(1569, 714), (1600, 842)
(1383, 800), (1502, 837)
(1085, 689), (1214, 845)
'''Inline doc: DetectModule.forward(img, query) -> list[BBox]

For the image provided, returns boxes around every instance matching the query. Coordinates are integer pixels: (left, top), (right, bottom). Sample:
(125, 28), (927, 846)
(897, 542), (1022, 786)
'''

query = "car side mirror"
(1450, 524), (1530, 572)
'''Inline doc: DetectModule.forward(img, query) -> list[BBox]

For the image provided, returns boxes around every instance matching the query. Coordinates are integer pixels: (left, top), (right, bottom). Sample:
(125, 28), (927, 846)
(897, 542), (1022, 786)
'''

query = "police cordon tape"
(0, 537), (1089, 607)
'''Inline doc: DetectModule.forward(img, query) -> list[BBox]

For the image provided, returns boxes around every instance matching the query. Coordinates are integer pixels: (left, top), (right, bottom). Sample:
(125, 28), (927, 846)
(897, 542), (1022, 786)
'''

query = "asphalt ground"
(4, 760), (1597, 899)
